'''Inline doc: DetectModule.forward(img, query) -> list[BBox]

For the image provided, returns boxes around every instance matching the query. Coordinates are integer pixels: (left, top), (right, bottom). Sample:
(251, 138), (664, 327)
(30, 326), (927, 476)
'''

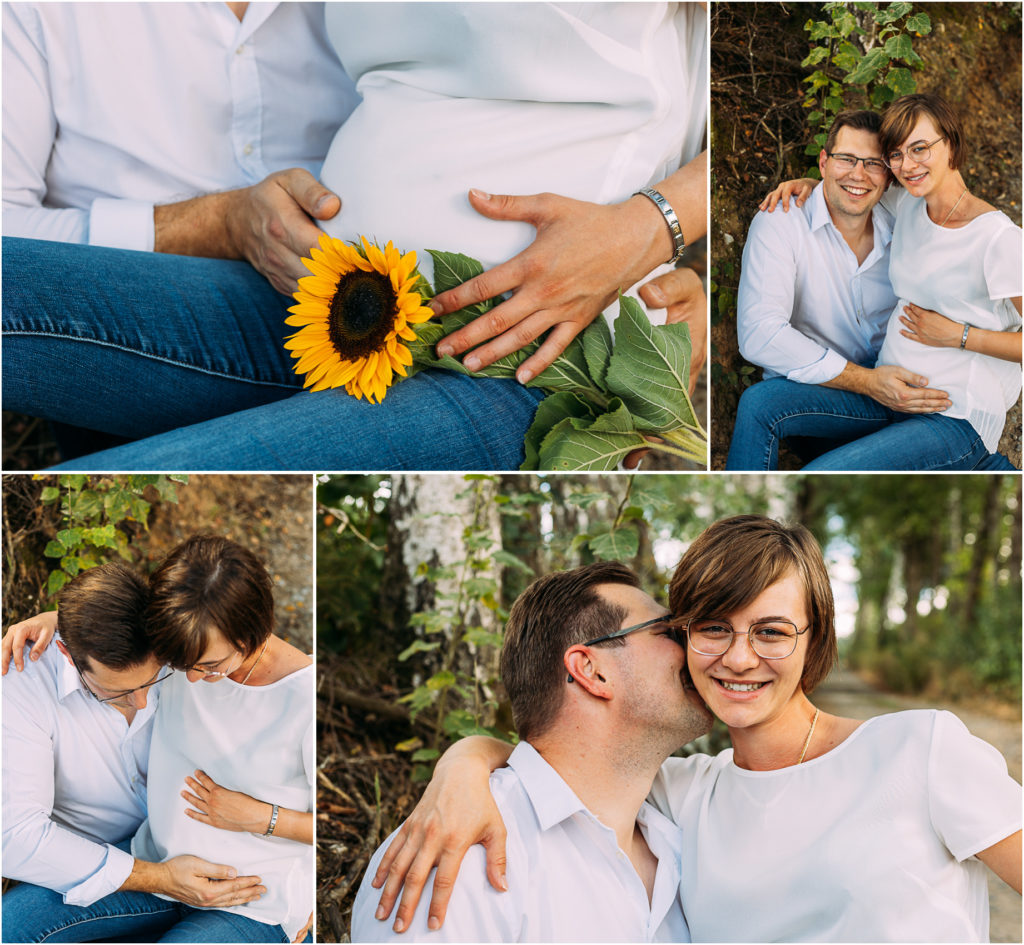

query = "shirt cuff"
(87, 198), (155, 252)
(63, 842), (135, 907)
(786, 348), (847, 386)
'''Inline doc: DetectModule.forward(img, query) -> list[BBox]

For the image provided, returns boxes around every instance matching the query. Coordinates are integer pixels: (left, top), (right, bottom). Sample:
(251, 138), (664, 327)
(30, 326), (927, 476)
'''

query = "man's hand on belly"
(120, 854), (266, 908)
(824, 362), (952, 413)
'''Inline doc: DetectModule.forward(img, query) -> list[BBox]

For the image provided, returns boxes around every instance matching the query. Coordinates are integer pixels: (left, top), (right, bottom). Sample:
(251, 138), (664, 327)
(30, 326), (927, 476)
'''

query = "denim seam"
(36, 904), (181, 942)
(5, 331), (297, 390)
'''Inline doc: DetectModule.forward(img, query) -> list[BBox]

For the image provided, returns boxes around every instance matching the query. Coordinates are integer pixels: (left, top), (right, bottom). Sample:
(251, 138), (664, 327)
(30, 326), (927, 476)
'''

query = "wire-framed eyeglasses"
(69, 652), (173, 705)
(825, 151), (887, 175)
(567, 614), (680, 683)
(884, 135), (945, 170)
(685, 618), (809, 660)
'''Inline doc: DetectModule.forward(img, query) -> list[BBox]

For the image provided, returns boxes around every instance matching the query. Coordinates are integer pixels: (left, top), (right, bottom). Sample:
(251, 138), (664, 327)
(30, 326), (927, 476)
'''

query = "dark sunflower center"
(328, 270), (399, 360)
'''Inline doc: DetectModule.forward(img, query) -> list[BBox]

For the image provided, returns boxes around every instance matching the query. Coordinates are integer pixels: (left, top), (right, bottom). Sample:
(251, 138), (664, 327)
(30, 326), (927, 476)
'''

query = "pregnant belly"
(318, 86), (674, 290)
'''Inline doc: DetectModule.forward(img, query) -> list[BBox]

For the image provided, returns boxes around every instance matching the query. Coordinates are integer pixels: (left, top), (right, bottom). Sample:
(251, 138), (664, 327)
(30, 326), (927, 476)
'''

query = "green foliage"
(801, 2), (931, 167)
(411, 253), (707, 469)
(40, 475), (186, 598)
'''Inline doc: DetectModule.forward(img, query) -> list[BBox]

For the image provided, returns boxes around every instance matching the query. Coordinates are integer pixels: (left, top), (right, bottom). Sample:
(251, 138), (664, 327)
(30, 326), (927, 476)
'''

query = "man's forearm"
(153, 191), (241, 259)
(821, 362), (875, 397)
(118, 857), (170, 895)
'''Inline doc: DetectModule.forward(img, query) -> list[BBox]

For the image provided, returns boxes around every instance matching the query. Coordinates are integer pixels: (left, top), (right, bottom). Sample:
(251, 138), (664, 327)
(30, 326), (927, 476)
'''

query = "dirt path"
(815, 668), (1022, 943)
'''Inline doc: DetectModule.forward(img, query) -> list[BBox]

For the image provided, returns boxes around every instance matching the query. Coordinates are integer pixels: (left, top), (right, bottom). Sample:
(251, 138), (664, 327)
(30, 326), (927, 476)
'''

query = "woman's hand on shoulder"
(430, 189), (667, 382)
(372, 736), (511, 933)
(2, 610), (58, 674)
(758, 178), (818, 213)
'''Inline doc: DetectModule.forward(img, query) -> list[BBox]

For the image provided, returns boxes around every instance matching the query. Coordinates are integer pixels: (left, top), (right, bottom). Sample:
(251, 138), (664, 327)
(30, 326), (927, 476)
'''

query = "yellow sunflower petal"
(297, 275), (341, 298)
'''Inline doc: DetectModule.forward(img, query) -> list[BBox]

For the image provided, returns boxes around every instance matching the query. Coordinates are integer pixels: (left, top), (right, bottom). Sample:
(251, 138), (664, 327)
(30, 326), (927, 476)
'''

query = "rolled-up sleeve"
(737, 210), (847, 385)
(2, 666), (135, 904)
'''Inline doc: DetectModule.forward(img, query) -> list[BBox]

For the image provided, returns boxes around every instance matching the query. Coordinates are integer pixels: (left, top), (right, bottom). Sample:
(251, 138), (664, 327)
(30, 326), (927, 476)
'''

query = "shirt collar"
(55, 634), (88, 705)
(809, 182), (893, 250)
(507, 741), (591, 831)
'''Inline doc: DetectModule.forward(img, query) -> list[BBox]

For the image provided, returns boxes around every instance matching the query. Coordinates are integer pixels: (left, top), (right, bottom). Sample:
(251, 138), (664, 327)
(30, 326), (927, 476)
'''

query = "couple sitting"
(2, 2), (707, 470)
(353, 515), (1021, 942)
(2, 536), (314, 943)
(727, 94), (1021, 470)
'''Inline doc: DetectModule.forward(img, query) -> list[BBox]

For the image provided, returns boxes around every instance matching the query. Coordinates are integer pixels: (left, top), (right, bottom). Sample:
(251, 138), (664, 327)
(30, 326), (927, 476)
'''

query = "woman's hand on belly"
(901, 301), (1024, 364)
(431, 189), (672, 382)
(183, 769), (274, 834)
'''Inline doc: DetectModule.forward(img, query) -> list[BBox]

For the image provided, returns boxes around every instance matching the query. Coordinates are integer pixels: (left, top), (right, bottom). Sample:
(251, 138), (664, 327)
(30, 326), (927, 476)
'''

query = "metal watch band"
(635, 186), (686, 265)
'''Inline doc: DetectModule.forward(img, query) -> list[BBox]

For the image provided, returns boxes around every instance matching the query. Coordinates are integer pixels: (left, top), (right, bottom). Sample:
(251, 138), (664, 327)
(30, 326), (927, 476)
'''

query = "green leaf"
(425, 670), (457, 691)
(426, 250), (485, 295)
(397, 639), (442, 662)
(807, 109), (823, 123)
(581, 315), (614, 390)
(56, 527), (82, 549)
(566, 491), (613, 509)
(395, 736), (423, 752)
(905, 12), (931, 34)
(589, 526), (639, 561)
(60, 475), (86, 492)
(43, 540), (66, 558)
(875, 1), (912, 26)
(845, 46), (890, 85)
(536, 399), (648, 472)
(604, 296), (697, 433)
(60, 555), (81, 577)
(40, 487), (61, 504)
(411, 748), (440, 763)
(528, 333), (601, 397)
(521, 391), (596, 469)
(462, 628), (504, 649)
(885, 66), (915, 96)
(806, 20), (836, 41)
(871, 84), (896, 107)
(883, 33), (913, 60)
(492, 550), (535, 576)
(46, 570), (69, 596)
(70, 489), (102, 522)
(801, 47), (829, 68)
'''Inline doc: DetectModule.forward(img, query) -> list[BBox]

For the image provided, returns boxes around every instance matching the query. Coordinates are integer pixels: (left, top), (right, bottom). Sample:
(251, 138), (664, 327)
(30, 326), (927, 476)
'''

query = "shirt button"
(235, 45), (245, 55)
(243, 143), (254, 156)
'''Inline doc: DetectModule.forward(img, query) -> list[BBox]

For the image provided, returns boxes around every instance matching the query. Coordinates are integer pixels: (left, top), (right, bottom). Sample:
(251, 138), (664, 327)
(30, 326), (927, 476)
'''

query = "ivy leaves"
(801, 2), (932, 163)
(410, 251), (707, 470)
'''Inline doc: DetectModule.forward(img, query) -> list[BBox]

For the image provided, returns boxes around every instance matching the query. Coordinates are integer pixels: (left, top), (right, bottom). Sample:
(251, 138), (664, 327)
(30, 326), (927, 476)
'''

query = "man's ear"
(818, 148), (829, 179)
(564, 646), (612, 700)
(55, 640), (74, 666)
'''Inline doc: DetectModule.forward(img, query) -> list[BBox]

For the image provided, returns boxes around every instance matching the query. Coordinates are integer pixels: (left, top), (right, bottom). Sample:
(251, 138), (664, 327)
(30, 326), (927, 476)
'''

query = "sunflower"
(285, 234), (435, 403)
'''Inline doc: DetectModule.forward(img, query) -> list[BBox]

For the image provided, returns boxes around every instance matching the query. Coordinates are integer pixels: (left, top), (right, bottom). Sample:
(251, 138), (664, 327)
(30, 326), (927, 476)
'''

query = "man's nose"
(128, 687), (148, 710)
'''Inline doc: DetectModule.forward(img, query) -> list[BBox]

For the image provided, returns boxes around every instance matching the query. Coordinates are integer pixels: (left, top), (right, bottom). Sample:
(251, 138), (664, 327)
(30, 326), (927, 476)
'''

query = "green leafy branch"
(41, 475), (187, 597)
(802, 2), (931, 169)
(407, 251), (707, 470)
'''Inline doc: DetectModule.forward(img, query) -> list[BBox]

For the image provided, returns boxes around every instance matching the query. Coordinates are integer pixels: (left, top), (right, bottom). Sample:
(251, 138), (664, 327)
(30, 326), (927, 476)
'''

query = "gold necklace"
(797, 706), (820, 764)
(939, 187), (968, 227)
(239, 638), (269, 685)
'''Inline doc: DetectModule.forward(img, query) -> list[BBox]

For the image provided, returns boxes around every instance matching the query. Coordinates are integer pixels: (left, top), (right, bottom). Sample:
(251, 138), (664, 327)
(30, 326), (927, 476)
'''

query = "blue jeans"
(2, 237), (544, 470)
(726, 377), (1004, 471)
(0, 883), (307, 943)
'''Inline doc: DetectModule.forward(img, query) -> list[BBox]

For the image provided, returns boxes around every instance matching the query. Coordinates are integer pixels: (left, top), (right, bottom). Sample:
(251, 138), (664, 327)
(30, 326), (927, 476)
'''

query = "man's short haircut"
(823, 109), (883, 153)
(57, 561), (151, 672)
(880, 92), (966, 171)
(500, 561), (641, 741)
(146, 535), (274, 671)
(669, 515), (837, 694)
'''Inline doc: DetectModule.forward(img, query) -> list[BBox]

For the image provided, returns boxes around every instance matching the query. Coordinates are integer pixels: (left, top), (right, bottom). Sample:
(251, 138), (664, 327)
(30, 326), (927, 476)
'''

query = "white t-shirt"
(2, 2), (358, 249)
(649, 710), (1022, 942)
(1, 639), (155, 905)
(352, 741), (691, 942)
(319, 2), (707, 321)
(132, 663), (315, 941)
(877, 191), (1023, 452)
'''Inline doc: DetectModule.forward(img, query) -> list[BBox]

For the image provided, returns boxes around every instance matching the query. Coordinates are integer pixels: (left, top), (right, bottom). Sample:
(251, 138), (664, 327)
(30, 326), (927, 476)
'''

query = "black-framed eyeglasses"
(567, 614), (680, 683)
(685, 618), (809, 660)
(884, 135), (945, 170)
(70, 652), (174, 704)
(825, 151), (887, 175)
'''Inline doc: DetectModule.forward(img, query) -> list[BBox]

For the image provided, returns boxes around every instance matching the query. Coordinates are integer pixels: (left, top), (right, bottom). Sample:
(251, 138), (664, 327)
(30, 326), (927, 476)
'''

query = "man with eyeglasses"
(1, 561), (263, 941)
(726, 109), (956, 470)
(351, 560), (713, 942)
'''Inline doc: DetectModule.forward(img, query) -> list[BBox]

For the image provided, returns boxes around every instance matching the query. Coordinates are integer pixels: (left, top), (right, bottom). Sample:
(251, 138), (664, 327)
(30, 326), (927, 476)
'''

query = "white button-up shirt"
(2, 2), (358, 250)
(352, 742), (690, 942)
(736, 184), (897, 385)
(1, 640), (157, 904)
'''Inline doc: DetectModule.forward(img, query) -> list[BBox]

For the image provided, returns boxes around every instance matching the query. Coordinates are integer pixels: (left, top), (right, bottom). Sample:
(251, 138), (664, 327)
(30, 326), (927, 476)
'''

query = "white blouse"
(877, 192), (1022, 452)
(319, 2), (707, 320)
(649, 710), (1022, 942)
(132, 664), (315, 941)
